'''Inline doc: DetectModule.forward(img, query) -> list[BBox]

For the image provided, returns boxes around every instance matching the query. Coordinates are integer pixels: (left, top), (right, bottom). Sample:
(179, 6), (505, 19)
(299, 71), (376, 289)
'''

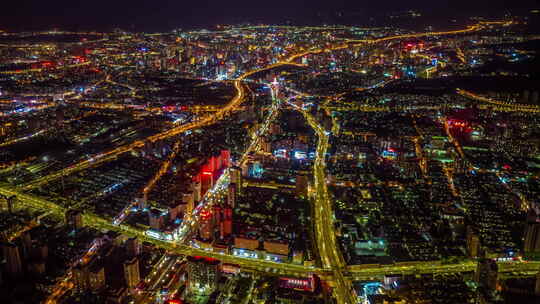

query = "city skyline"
(1, 0), (539, 31)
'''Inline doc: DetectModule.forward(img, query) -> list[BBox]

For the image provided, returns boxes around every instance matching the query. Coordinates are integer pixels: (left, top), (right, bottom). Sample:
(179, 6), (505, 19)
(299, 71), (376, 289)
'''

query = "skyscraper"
(230, 166), (242, 195)
(2, 242), (22, 277)
(182, 191), (195, 217)
(296, 174), (309, 198)
(187, 256), (220, 296)
(73, 264), (89, 291)
(536, 271), (540, 296)
(524, 222), (540, 254)
(466, 226), (480, 258)
(125, 237), (141, 258)
(66, 209), (83, 230)
(88, 264), (106, 291)
(221, 207), (233, 239)
(198, 210), (214, 241)
(227, 184), (236, 208)
(148, 209), (165, 230)
(124, 257), (140, 291)
(475, 259), (499, 291)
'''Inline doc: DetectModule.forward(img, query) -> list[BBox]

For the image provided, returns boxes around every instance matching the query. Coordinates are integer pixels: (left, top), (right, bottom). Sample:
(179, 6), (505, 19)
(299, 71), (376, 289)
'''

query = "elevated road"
(2, 186), (540, 293)
(457, 88), (540, 113)
(287, 100), (356, 304)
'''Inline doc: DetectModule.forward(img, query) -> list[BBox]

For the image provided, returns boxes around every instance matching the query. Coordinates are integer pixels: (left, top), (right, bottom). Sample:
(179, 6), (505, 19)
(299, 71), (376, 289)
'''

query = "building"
(524, 222), (540, 254)
(168, 202), (181, 221)
(72, 262), (105, 291)
(467, 226), (480, 258)
(227, 184), (236, 208)
(198, 209), (214, 241)
(124, 257), (140, 291)
(21, 231), (32, 259)
(2, 242), (22, 277)
(88, 265), (106, 291)
(125, 237), (141, 257)
(187, 256), (220, 296)
(536, 271), (540, 296)
(148, 209), (165, 230)
(192, 181), (202, 202)
(230, 167), (242, 194)
(106, 287), (128, 304)
(73, 264), (89, 291)
(475, 259), (499, 291)
(262, 138), (272, 153)
(182, 192), (195, 217)
(295, 174), (309, 198)
(221, 207), (232, 239)
(264, 241), (289, 256)
(220, 150), (230, 168)
(213, 206), (222, 230)
(0, 195), (16, 213)
(234, 237), (259, 251)
(65, 209), (83, 230)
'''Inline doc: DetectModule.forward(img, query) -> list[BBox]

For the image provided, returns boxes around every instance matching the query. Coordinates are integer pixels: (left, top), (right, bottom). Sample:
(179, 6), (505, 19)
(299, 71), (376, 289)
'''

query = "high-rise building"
(73, 264), (89, 291)
(66, 209), (83, 230)
(230, 166), (242, 194)
(475, 259), (499, 291)
(168, 202), (181, 221)
(220, 150), (230, 168)
(2, 242), (22, 277)
(227, 184), (236, 208)
(241, 162), (249, 177)
(192, 181), (202, 202)
(213, 206), (222, 228)
(182, 191), (195, 217)
(0, 195), (16, 213)
(88, 265), (106, 291)
(261, 138), (272, 153)
(21, 231), (32, 258)
(187, 256), (220, 296)
(296, 174), (309, 198)
(72, 258), (105, 292)
(531, 91), (539, 104)
(221, 207), (232, 239)
(536, 271), (540, 296)
(524, 222), (540, 254)
(198, 210), (214, 241)
(148, 209), (165, 230)
(125, 237), (141, 257)
(466, 226), (480, 258)
(7, 195), (16, 214)
(124, 257), (140, 291)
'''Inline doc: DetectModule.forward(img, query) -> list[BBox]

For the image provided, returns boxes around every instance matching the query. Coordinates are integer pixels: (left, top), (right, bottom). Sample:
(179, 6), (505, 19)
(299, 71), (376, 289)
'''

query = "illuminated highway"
(135, 255), (183, 304)
(457, 88), (540, 113)
(3, 185), (540, 298)
(286, 99), (356, 304)
(174, 92), (283, 245)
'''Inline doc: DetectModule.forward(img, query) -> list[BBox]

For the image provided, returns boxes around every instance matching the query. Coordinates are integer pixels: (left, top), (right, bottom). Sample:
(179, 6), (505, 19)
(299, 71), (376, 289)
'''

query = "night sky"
(1, 0), (538, 31)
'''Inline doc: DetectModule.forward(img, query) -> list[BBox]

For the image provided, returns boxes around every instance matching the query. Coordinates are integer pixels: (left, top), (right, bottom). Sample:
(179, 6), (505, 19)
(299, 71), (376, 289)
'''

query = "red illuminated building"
(278, 275), (318, 292)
